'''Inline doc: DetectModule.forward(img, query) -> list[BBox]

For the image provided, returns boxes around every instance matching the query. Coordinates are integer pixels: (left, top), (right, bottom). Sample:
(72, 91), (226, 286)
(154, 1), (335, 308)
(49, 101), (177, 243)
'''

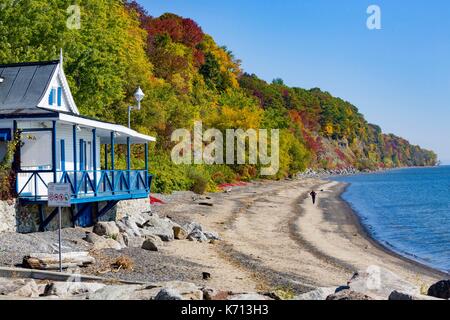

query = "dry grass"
(113, 256), (134, 271)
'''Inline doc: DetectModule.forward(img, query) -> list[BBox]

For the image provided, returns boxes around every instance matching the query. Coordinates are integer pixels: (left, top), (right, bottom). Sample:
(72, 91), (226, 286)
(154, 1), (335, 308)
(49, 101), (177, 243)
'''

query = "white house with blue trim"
(0, 57), (155, 231)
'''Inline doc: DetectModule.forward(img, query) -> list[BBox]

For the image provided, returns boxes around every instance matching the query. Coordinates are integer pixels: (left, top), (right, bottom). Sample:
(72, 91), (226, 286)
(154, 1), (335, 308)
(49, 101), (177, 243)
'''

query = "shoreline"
(330, 181), (449, 279)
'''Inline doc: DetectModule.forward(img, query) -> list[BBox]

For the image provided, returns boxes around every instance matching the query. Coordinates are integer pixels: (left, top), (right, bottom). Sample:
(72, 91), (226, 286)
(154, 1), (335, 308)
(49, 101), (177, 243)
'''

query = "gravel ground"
(87, 248), (211, 284)
(0, 228), (91, 267)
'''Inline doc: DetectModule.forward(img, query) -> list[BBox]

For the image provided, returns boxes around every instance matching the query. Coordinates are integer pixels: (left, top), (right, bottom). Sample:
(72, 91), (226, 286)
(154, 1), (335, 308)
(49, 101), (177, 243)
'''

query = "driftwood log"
(23, 252), (95, 270)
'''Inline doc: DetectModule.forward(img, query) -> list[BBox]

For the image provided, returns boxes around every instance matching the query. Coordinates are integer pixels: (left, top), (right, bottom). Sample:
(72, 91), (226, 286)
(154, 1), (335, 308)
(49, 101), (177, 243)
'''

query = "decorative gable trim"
(37, 62), (79, 115)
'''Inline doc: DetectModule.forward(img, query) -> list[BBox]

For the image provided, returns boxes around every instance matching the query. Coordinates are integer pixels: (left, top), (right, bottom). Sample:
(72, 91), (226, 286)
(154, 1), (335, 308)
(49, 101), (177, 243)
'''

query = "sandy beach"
(145, 178), (445, 293)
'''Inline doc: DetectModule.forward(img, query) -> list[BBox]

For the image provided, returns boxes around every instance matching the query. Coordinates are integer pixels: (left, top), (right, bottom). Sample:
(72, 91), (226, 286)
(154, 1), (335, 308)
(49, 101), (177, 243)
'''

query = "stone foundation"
(98, 198), (151, 222)
(0, 199), (17, 233)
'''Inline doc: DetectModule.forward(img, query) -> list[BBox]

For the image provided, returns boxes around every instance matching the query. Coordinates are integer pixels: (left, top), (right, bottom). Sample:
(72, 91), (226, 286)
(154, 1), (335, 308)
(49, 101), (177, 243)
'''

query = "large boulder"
(347, 267), (420, 300)
(427, 280), (450, 299)
(142, 235), (163, 251)
(326, 290), (373, 300)
(142, 216), (175, 241)
(93, 221), (120, 238)
(294, 287), (337, 300)
(0, 278), (40, 298)
(44, 282), (105, 297)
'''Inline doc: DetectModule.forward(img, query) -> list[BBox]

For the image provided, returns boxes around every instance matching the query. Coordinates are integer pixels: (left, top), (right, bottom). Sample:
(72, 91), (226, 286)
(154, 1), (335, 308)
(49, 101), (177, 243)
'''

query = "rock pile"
(91, 212), (221, 252)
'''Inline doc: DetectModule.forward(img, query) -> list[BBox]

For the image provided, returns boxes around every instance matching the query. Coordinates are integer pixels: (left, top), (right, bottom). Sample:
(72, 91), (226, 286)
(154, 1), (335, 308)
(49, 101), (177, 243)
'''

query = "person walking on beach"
(310, 190), (317, 205)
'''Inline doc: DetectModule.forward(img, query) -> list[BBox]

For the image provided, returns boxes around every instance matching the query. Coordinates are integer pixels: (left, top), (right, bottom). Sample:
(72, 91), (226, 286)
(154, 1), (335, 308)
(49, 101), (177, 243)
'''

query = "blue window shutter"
(60, 140), (66, 171)
(57, 87), (62, 107)
(48, 89), (54, 105)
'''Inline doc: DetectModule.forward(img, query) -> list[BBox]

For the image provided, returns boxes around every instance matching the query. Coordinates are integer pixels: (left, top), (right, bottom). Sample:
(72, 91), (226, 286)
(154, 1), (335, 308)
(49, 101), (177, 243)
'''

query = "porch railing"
(17, 170), (152, 202)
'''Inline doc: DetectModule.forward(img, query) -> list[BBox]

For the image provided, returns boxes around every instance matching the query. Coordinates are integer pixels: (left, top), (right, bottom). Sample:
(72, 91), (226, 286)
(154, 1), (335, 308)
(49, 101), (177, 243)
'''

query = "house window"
(48, 88), (57, 106)
(57, 87), (62, 107)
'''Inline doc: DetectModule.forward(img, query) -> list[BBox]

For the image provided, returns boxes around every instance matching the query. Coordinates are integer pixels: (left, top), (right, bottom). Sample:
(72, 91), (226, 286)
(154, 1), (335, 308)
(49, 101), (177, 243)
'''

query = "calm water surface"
(333, 166), (450, 272)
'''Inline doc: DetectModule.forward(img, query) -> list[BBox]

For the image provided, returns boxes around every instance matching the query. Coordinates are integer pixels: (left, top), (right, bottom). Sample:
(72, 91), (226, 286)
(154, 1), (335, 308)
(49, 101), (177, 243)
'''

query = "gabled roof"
(0, 61), (59, 115)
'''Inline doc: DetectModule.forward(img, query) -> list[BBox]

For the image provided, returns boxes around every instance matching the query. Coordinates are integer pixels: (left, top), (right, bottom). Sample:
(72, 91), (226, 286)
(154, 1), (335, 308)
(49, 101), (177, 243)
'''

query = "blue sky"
(140, 0), (450, 163)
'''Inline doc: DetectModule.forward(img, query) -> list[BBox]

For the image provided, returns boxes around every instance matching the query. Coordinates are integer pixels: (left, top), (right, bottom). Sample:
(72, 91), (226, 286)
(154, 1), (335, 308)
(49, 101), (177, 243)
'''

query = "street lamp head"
(134, 86), (145, 103)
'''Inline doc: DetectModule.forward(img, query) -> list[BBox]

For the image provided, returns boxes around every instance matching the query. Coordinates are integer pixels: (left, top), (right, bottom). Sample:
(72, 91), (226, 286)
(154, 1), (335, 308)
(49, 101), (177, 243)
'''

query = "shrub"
(188, 167), (210, 194)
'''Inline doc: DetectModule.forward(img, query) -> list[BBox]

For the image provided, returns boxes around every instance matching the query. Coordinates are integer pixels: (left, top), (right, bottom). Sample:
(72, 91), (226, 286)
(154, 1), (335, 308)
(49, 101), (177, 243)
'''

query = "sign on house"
(48, 183), (71, 207)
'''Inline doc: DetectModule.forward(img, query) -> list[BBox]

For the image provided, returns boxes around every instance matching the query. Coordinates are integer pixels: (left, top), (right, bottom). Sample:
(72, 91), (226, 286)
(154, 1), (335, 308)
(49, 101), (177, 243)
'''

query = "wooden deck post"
(110, 132), (115, 194)
(73, 124), (77, 198)
(145, 142), (149, 190)
(127, 137), (131, 193)
(92, 128), (97, 196)
(52, 121), (57, 183)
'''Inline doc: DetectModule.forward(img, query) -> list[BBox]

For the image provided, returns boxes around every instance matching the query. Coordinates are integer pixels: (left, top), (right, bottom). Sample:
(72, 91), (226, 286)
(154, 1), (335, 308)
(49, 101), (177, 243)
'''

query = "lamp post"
(128, 86), (145, 129)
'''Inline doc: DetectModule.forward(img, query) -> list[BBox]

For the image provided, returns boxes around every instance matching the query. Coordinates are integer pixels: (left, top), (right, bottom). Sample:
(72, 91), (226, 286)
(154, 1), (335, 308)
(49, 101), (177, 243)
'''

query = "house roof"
(0, 61), (59, 115)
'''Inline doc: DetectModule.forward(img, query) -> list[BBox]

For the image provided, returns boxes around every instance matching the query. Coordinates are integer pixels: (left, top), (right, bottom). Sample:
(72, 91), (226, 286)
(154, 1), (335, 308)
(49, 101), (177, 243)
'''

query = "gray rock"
(87, 285), (143, 300)
(183, 222), (203, 234)
(44, 282), (105, 297)
(427, 280), (450, 299)
(294, 287), (337, 300)
(93, 238), (122, 251)
(0, 278), (40, 298)
(116, 217), (141, 237)
(389, 290), (444, 301)
(153, 281), (204, 300)
(154, 288), (183, 300)
(326, 290), (373, 300)
(142, 216), (175, 241)
(93, 221), (120, 238)
(348, 267), (420, 300)
(188, 230), (208, 242)
(123, 234), (145, 248)
(142, 235), (163, 251)
(203, 231), (220, 241)
(84, 232), (122, 250)
(228, 293), (272, 300)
